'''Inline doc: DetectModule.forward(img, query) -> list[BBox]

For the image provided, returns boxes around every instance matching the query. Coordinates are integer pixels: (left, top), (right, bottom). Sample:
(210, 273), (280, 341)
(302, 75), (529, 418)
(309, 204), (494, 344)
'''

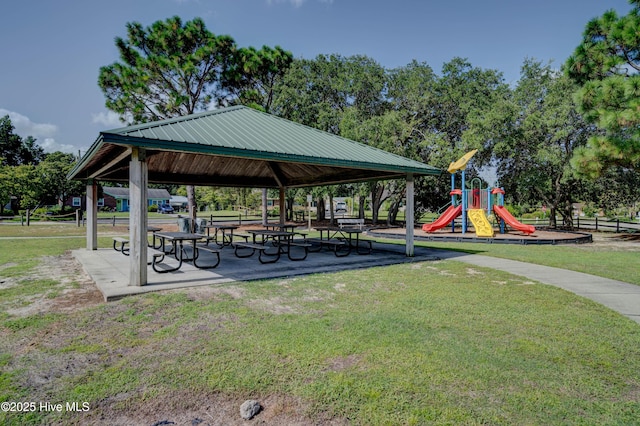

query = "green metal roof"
(68, 106), (441, 188)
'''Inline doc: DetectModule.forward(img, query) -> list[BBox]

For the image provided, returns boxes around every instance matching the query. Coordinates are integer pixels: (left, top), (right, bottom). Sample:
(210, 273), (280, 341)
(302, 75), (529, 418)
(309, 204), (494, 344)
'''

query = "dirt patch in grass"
(66, 391), (348, 426)
(587, 232), (640, 250)
(4, 253), (103, 317)
(324, 354), (363, 373)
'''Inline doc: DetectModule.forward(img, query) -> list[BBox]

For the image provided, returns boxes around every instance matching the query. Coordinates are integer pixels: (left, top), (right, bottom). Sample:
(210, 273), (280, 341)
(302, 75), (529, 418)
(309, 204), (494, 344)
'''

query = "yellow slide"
(468, 209), (494, 237)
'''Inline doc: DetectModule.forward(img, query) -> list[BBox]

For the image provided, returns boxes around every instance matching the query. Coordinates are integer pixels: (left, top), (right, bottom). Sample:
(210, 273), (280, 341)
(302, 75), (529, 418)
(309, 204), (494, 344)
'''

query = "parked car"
(335, 202), (347, 213)
(158, 203), (174, 214)
(325, 201), (348, 214)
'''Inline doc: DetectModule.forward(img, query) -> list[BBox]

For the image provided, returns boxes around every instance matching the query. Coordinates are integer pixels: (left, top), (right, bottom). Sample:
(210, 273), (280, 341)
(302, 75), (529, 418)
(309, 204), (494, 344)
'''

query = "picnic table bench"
(113, 237), (129, 255)
(151, 243), (221, 273)
(287, 239), (313, 261)
(337, 218), (365, 230)
(152, 231), (224, 272)
(233, 233), (252, 243)
(306, 237), (350, 256)
(233, 241), (281, 263)
(235, 229), (312, 262)
(312, 225), (375, 255)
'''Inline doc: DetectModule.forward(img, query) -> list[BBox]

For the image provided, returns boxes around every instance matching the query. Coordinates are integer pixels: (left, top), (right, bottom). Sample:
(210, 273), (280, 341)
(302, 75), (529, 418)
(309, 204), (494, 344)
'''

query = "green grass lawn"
(1, 225), (639, 424)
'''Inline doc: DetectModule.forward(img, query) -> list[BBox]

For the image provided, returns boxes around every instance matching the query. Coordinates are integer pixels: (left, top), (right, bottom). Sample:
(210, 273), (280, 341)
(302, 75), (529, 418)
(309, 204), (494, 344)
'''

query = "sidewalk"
(432, 249), (640, 325)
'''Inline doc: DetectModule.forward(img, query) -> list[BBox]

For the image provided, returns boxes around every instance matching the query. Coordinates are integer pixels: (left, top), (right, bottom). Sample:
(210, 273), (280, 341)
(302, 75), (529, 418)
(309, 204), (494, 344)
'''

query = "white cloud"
(0, 108), (57, 139)
(0, 108), (77, 152)
(266, 0), (304, 6)
(91, 110), (127, 128)
(267, 0), (333, 7)
(39, 138), (77, 154)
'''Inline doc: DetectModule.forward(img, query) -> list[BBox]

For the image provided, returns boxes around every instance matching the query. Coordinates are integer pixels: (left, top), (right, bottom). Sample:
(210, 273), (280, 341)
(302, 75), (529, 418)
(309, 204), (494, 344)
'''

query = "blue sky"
(0, 0), (633, 156)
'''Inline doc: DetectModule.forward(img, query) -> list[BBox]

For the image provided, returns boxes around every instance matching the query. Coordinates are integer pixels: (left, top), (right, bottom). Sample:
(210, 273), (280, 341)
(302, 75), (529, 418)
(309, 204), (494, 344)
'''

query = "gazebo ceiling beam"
(87, 148), (132, 179)
(266, 161), (287, 188)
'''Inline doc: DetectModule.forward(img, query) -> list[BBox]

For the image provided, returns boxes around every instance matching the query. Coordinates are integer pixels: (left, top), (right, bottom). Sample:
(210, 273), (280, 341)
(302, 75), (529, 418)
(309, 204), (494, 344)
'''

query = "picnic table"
(310, 226), (372, 255)
(114, 226), (163, 255)
(234, 229), (310, 263)
(202, 224), (238, 247)
(147, 226), (162, 249)
(263, 223), (298, 232)
(152, 231), (220, 272)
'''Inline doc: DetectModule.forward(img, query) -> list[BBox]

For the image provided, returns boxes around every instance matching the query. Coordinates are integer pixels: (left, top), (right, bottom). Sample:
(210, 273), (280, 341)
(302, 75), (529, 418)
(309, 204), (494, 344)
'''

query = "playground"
(414, 150), (591, 244)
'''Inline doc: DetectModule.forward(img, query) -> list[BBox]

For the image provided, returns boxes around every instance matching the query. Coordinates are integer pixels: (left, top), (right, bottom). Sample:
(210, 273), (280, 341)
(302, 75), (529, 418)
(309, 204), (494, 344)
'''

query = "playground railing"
(417, 215), (640, 234)
(573, 217), (640, 233)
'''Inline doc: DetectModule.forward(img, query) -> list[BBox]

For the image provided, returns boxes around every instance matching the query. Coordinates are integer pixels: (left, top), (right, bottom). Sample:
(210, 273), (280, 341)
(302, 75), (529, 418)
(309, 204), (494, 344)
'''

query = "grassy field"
(1, 225), (639, 424)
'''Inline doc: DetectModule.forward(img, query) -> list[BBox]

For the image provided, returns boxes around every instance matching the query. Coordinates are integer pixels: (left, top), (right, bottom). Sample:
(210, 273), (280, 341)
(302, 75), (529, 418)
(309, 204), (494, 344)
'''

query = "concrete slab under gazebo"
(68, 106), (442, 287)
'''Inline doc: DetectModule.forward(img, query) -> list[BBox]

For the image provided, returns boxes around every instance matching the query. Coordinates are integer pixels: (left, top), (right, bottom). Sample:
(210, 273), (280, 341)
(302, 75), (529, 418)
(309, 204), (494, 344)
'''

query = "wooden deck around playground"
(369, 227), (593, 245)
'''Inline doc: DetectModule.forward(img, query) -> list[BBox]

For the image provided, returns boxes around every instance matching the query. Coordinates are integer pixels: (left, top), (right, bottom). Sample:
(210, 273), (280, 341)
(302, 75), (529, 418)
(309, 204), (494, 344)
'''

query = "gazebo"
(68, 106), (442, 286)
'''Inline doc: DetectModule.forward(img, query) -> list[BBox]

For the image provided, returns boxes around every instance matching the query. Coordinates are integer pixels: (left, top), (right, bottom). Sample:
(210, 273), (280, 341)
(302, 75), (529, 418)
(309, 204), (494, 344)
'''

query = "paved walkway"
(431, 248), (640, 325)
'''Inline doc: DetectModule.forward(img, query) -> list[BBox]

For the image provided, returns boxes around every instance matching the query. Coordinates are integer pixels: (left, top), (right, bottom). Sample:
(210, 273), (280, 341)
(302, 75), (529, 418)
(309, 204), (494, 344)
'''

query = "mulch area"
(369, 226), (593, 244)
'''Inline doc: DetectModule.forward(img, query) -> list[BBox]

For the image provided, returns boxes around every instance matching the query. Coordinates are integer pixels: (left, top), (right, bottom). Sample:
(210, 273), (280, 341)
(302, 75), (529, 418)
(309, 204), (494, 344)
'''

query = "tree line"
(3, 3), (639, 225)
(0, 116), (83, 215)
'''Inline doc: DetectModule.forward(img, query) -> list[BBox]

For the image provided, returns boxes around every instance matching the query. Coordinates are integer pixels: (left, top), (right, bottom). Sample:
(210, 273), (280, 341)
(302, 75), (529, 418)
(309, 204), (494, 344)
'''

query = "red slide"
(493, 205), (536, 235)
(422, 205), (462, 233)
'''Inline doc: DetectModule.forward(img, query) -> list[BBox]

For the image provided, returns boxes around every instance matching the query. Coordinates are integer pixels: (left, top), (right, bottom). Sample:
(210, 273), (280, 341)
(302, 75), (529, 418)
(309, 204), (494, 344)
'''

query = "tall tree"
(9, 164), (40, 210)
(466, 59), (596, 227)
(223, 45), (293, 113)
(99, 16), (236, 122)
(0, 116), (47, 214)
(220, 45), (293, 222)
(273, 54), (386, 134)
(0, 164), (12, 214)
(370, 59), (505, 219)
(565, 0), (640, 176)
(99, 16), (239, 229)
(392, 59), (505, 217)
(0, 115), (45, 166)
(0, 115), (23, 166)
(99, 17), (294, 226)
(19, 136), (45, 165)
(274, 54), (387, 221)
(37, 152), (84, 208)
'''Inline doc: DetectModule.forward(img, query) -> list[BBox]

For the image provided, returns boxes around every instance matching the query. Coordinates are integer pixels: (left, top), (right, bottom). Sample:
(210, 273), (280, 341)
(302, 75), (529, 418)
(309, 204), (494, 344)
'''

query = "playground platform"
(370, 227), (593, 245)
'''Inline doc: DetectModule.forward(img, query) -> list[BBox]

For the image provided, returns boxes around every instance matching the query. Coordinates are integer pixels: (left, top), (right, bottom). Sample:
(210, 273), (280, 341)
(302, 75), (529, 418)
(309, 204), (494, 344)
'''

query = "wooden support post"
(129, 148), (148, 287)
(262, 188), (268, 226)
(86, 179), (98, 250)
(279, 187), (286, 224)
(405, 174), (415, 257)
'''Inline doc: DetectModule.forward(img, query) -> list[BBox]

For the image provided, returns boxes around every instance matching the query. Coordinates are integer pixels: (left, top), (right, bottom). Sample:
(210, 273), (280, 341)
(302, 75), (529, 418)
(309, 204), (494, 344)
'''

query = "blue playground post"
(486, 187), (491, 217)
(495, 187), (505, 234)
(451, 172), (456, 232)
(461, 169), (468, 234)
